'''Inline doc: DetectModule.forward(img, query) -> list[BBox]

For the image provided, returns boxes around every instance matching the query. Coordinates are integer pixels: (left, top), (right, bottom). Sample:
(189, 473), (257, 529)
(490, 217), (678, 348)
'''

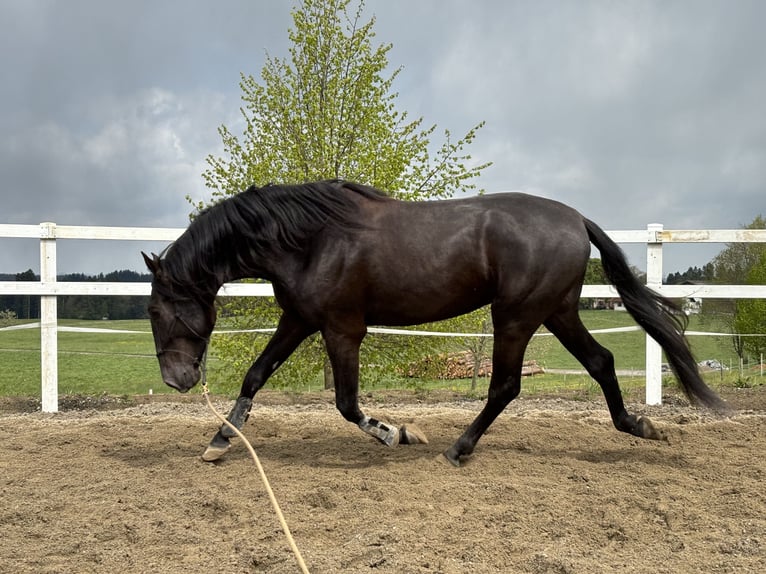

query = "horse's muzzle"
(159, 362), (201, 393)
(163, 378), (190, 393)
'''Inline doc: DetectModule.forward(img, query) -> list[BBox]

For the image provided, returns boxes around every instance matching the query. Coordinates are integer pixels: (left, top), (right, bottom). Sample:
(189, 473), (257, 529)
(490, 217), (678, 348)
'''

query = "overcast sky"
(1, 0), (764, 276)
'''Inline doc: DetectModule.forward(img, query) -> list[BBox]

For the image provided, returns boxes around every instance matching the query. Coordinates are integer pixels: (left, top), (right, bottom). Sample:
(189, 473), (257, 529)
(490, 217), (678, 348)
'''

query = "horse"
(143, 180), (726, 466)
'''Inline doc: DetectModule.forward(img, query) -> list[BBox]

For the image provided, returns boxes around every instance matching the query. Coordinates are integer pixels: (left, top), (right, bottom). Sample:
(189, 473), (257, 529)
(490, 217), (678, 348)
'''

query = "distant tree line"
(0, 269), (40, 319)
(0, 269), (150, 320)
(665, 264), (716, 285)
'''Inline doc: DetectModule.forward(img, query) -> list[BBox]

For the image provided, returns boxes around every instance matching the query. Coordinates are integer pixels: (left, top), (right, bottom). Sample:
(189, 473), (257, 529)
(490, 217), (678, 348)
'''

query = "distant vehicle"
(698, 359), (728, 370)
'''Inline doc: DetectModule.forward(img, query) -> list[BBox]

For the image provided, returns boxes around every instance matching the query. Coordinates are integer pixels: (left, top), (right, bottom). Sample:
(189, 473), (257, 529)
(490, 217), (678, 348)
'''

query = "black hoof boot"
(221, 396), (253, 439)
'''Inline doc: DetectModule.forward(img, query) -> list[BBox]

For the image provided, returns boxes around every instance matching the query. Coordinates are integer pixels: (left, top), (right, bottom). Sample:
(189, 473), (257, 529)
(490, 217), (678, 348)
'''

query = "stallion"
(143, 180), (725, 466)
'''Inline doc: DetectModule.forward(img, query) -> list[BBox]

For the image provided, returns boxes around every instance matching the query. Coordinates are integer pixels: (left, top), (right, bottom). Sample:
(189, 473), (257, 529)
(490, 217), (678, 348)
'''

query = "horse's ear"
(142, 251), (160, 275)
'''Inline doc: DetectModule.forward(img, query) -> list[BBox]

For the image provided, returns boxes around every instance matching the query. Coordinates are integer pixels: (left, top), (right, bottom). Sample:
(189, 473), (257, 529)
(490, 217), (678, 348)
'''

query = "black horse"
(143, 180), (725, 466)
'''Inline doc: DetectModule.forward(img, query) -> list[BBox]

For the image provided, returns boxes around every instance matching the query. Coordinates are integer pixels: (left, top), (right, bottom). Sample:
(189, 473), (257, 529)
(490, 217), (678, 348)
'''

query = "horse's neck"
(174, 218), (296, 291)
(180, 241), (279, 289)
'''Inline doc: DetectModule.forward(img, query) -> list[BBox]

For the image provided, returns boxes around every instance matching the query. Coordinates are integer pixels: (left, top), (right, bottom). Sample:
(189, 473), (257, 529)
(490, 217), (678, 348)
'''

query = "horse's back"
(366, 192), (590, 272)
(337, 192), (591, 325)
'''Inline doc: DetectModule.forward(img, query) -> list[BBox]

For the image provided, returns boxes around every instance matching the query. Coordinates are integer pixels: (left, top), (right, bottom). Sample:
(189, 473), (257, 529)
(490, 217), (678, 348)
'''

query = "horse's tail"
(583, 218), (728, 412)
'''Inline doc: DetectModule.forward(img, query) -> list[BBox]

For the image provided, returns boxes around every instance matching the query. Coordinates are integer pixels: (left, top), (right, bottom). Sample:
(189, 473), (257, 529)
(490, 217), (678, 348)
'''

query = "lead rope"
(200, 355), (310, 574)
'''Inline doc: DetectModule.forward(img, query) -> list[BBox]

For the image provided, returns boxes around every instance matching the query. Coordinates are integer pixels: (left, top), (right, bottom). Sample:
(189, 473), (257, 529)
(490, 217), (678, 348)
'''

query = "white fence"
(1, 221), (765, 412)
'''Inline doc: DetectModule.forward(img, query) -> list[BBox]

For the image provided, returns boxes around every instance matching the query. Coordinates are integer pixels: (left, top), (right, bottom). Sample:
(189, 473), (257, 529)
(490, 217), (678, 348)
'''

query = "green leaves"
(200, 0), (490, 201)
(733, 251), (766, 359)
(712, 215), (766, 285)
(711, 215), (766, 360)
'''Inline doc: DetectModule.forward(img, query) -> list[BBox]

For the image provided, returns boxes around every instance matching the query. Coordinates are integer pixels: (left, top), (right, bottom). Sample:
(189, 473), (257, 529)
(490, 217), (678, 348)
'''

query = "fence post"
(40, 222), (58, 413)
(645, 223), (663, 405)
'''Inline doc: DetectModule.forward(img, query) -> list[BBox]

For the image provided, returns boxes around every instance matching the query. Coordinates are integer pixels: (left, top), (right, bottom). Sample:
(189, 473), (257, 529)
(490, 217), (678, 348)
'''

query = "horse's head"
(142, 252), (216, 392)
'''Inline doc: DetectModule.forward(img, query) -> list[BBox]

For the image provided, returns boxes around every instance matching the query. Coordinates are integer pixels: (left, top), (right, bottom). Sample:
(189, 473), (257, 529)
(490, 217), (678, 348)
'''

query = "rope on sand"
(202, 382), (310, 574)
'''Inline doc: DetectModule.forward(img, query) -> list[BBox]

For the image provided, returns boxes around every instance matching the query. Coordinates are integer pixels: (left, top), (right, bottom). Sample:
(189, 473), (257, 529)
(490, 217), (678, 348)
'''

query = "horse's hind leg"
(544, 305), (664, 441)
(444, 322), (535, 466)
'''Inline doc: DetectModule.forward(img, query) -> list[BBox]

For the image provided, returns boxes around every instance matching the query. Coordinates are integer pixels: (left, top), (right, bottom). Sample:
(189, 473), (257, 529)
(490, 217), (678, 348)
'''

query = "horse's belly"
(363, 280), (490, 326)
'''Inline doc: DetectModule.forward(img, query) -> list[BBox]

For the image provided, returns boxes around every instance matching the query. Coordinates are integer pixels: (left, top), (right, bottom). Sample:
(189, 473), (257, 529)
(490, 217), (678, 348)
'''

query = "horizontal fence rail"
(2, 222), (766, 412)
(1, 281), (764, 299)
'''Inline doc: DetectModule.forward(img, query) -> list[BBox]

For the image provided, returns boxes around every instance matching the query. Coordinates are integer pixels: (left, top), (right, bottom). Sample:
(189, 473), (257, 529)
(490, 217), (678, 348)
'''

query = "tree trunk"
(471, 358), (479, 392)
(323, 357), (334, 390)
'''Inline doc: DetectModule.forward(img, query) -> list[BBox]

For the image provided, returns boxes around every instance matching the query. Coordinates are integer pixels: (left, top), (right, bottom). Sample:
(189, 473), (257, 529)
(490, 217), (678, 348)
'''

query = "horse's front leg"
(202, 314), (314, 462)
(324, 328), (428, 447)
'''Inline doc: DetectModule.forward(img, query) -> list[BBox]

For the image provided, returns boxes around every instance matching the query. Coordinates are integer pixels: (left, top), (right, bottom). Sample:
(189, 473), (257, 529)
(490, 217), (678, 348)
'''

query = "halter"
(156, 312), (210, 382)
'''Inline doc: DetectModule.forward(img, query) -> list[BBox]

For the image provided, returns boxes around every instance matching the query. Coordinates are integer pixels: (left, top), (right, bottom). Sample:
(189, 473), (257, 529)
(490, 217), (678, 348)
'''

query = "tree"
(196, 0), (491, 389)
(712, 215), (766, 285)
(411, 307), (494, 392)
(0, 309), (16, 327)
(579, 258), (608, 309)
(15, 269), (39, 320)
(666, 264), (715, 285)
(456, 308), (493, 392)
(583, 258), (607, 285)
(198, 0), (489, 204)
(709, 215), (766, 358)
(732, 251), (766, 361)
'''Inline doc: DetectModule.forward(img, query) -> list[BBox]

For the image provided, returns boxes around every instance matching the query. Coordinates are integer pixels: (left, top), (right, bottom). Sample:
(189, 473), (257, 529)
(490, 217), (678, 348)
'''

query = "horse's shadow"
(101, 428), (443, 470)
(99, 437), (208, 468)
(216, 432), (443, 469)
(486, 439), (691, 471)
(101, 424), (691, 473)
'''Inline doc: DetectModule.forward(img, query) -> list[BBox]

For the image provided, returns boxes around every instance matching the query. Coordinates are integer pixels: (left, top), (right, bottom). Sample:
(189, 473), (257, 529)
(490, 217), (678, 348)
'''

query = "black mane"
(159, 180), (388, 298)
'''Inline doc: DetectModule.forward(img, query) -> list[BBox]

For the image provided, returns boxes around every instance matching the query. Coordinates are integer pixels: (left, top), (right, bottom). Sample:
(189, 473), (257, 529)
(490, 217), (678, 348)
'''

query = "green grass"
(0, 319), (239, 397)
(0, 313), (760, 401)
(525, 310), (744, 372)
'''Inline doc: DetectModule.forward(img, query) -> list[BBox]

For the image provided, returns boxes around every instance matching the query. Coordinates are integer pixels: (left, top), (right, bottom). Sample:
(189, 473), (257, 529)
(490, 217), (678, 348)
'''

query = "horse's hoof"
(202, 442), (230, 462)
(442, 448), (461, 468)
(400, 424), (429, 445)
(434, 453), (455, 467)
(201, 433), (231, 462)
(637, 416), (666, 441)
